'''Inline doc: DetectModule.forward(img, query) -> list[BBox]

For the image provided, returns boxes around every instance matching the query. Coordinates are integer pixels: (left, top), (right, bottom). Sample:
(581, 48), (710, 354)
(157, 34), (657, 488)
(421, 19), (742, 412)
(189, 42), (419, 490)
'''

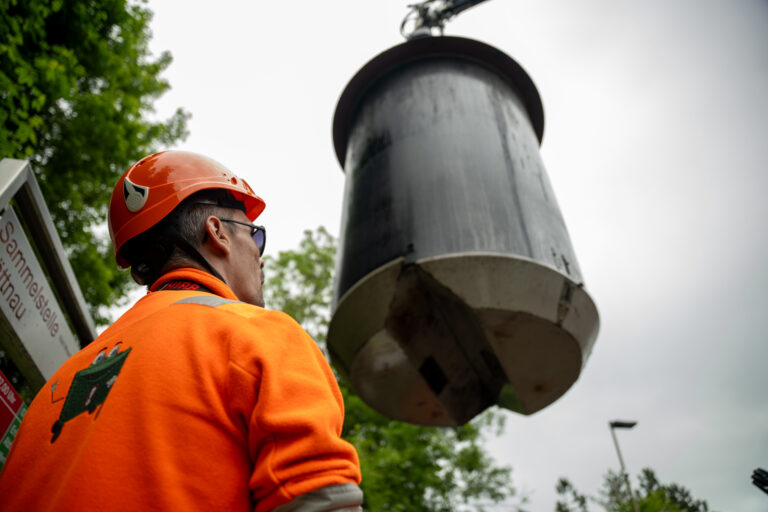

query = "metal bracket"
(401, 0), (491, 40)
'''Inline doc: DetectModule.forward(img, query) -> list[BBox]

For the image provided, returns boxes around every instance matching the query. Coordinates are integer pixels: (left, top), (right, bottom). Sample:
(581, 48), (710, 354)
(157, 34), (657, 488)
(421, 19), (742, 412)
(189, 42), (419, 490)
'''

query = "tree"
(556, 478), (589, 512)
(556, 468), (712, 512)
(1, 0), (189, 324)
(264, 227), (525, 511)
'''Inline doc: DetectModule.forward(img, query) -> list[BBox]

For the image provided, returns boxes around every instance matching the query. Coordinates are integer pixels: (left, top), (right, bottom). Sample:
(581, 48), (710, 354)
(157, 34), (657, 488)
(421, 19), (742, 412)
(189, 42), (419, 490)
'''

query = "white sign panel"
(0, 208), (79, 379)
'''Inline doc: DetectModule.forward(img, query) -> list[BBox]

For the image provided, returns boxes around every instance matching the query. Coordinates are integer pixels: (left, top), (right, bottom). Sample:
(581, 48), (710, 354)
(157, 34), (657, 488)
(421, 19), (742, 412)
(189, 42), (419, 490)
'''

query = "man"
(0, 151), (363, 511)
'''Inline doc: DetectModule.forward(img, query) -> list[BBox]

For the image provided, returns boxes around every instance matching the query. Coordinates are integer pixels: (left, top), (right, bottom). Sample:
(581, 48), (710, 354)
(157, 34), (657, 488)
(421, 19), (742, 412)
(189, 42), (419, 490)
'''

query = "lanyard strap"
(158, 279), (212, 294)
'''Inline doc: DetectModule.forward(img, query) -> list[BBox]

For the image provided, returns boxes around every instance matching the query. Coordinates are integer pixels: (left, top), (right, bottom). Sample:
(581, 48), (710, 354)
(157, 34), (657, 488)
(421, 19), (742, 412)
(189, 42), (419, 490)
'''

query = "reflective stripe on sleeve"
(272, 483), (364, 512)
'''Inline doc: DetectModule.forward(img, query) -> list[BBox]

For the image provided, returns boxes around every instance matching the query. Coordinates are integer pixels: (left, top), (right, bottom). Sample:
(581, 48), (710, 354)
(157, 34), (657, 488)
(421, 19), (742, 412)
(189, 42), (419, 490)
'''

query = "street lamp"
(609, 420), (639, 512)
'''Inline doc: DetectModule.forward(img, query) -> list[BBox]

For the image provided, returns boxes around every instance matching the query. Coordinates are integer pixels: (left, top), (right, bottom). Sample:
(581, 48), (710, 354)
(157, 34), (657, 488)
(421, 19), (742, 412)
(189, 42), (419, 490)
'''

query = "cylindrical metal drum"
(329, 36), (599, 426)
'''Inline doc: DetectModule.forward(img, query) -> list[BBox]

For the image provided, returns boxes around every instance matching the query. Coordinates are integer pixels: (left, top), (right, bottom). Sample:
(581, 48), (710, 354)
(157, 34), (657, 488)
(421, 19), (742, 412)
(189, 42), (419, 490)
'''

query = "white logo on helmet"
(123, 177), (149, 212)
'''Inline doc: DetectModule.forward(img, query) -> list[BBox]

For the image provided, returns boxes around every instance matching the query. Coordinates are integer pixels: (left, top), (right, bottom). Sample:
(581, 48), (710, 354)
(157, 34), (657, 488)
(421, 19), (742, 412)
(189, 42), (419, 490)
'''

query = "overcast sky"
(145, 1), (768, 510)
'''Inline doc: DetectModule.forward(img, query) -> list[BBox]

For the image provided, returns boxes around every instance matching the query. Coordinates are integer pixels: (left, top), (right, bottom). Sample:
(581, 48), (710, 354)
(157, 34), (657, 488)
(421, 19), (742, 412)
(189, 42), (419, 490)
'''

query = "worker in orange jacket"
(0, 151), (363, 511)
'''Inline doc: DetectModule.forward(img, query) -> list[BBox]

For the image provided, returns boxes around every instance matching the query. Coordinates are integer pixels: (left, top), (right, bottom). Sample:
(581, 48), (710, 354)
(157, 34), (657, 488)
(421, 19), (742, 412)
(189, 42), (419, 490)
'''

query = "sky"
(144, 1), (768, 510)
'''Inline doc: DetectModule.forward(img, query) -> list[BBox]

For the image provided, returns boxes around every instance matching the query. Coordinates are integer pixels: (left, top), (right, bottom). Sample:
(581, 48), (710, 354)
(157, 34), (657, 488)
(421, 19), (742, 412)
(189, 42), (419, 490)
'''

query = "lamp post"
(609, 420), (639, 512)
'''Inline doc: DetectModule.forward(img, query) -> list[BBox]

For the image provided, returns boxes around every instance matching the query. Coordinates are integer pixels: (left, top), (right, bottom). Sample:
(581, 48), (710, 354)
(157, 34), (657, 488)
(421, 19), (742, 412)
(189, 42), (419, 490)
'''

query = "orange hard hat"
(108, 151), (266, 268)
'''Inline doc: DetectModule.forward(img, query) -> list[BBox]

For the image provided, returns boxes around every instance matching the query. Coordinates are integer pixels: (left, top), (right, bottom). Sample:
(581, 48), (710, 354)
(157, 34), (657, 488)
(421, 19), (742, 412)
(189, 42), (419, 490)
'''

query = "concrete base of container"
(328, 253), (599, 426)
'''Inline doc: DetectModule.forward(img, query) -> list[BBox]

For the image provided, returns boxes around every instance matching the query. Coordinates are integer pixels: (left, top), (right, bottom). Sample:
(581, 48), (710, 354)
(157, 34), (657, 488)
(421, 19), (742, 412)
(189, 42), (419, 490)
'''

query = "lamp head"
(609, 420), (637, 429)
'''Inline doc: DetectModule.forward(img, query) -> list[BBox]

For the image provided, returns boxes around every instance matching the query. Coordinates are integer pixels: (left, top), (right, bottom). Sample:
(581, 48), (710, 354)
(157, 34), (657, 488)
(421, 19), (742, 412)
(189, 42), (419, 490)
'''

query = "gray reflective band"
(172, 295), (241, 308)
(273, 483), (364, 512)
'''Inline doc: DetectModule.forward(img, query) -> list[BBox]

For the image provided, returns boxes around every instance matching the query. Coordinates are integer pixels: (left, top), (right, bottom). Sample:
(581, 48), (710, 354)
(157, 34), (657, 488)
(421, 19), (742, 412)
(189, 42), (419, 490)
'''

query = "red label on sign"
(0, 370), (21, 414)
(0, 370), (22, 440)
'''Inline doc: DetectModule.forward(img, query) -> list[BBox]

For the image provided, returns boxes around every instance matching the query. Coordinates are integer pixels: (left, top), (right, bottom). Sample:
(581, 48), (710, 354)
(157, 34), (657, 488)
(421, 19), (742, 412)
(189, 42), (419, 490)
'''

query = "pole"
(610, 424), (640, 512)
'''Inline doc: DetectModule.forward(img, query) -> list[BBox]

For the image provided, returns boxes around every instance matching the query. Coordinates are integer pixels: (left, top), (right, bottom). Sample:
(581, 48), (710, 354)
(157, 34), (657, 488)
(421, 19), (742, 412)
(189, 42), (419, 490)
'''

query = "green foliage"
(263, 227), (524, 512)
(263, 227), (335, 343)
(634, 468), (710, 512)
(556, 468), (712, 512)
(556, 478), (589, 512)
(0, 0), (189, 324)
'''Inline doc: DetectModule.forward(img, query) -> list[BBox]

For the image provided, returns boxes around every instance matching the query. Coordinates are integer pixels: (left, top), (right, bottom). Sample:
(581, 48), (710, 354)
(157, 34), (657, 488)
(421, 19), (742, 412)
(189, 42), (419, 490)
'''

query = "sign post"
(0, 158), (95, 467)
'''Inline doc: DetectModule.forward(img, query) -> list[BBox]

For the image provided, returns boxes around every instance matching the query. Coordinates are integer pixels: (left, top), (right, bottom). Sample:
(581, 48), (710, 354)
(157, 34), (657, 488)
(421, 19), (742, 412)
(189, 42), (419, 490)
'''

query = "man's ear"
(204, 216), (232, 256)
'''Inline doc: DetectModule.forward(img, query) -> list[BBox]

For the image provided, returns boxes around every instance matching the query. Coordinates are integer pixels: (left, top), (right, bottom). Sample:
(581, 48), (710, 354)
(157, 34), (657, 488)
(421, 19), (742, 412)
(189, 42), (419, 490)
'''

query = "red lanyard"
(158, 279), (212, 293)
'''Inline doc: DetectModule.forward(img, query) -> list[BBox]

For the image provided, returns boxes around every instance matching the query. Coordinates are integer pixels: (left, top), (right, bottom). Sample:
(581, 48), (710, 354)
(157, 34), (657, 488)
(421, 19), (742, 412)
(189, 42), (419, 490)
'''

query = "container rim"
(332, 36), (545, 169)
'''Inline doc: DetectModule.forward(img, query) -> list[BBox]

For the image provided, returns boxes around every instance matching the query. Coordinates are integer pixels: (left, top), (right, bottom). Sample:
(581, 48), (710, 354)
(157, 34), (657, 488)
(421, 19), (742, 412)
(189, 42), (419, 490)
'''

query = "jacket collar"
(150, 267), (240, 301)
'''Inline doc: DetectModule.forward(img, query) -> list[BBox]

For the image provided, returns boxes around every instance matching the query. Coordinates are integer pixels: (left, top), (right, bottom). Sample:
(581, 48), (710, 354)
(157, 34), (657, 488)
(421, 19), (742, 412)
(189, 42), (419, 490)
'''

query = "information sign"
(0, 208), (79, 379)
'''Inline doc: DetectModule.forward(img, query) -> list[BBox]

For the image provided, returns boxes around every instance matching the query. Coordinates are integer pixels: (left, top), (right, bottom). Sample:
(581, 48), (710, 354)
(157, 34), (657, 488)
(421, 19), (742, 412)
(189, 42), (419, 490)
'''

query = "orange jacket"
(0, 268), (361, 511)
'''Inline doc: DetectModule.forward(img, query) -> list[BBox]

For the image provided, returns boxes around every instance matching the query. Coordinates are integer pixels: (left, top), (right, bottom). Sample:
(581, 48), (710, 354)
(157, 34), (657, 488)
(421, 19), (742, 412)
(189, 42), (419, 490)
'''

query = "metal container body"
(336, 56), (581, 301)
(330, 37), (599, 426)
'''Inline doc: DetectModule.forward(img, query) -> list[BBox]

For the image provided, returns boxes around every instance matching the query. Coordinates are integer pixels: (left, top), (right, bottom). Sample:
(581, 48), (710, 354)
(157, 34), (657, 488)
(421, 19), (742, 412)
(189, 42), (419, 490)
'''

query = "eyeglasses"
(220, 219), (266, 255)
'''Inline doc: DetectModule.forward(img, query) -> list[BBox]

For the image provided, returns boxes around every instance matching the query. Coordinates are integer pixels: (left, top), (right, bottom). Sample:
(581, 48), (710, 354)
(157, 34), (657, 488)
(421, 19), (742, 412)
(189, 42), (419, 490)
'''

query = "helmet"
(109, 151), (265, 268)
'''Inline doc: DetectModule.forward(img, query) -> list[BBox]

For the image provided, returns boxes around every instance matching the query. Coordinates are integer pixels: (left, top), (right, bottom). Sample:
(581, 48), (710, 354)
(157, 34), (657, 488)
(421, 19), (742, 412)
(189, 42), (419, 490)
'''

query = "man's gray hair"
(122, 189), (241, 286)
